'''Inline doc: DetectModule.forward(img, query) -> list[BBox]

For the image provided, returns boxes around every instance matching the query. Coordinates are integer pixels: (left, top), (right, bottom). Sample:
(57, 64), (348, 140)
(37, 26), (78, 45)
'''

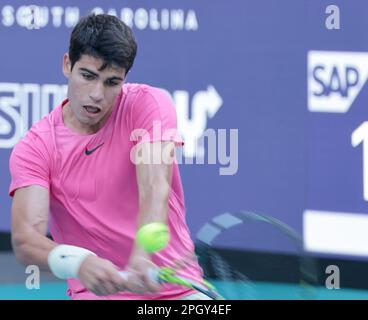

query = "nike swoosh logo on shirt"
(85, 143), (104, 155)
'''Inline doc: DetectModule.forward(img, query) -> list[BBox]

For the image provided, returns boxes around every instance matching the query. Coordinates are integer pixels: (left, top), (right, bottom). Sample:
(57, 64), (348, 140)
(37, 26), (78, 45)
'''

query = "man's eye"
(82, 73), (94, 80)
(106, 80), (119, 86)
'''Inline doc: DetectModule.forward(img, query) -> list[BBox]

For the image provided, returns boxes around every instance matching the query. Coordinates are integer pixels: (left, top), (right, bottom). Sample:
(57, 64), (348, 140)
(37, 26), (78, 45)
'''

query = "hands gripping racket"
(119, 267), (224, 300)
(119, 222), (224, 300)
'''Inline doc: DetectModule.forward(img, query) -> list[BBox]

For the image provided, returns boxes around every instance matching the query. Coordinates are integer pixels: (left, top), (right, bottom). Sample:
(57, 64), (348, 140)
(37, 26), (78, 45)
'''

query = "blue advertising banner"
(1, 0), (367, 261)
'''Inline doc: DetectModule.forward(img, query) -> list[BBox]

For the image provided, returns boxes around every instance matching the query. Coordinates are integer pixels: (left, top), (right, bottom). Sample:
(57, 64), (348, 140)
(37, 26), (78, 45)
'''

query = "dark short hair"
(69, 14), (137, 73)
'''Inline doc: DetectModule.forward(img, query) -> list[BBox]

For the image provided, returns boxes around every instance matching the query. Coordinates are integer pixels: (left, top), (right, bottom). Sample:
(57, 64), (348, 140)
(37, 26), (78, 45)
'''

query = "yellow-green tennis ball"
(137, 222), (170, 253)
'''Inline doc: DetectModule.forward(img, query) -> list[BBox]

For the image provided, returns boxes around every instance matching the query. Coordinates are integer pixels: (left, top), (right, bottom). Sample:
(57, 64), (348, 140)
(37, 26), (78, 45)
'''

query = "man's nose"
(89, 81), (104, 102)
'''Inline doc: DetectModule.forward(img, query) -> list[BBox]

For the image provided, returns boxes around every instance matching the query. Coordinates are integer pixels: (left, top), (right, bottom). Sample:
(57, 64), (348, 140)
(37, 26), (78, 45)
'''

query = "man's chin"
(78, 116), (101, 127)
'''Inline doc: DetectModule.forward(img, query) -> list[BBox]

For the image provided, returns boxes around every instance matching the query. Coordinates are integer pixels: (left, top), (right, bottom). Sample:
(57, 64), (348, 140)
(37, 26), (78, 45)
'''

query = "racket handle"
(118, 268), (160, 283)
(118, 271), (129, 281)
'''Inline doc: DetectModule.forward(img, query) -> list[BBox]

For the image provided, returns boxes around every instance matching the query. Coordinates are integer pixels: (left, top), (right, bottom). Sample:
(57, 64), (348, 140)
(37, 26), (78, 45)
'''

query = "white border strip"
(304, 210), (368, 257)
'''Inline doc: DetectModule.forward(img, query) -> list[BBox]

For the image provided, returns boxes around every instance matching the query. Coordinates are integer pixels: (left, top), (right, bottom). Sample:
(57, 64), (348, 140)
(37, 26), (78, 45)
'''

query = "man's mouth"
(83, 105), (101, 114)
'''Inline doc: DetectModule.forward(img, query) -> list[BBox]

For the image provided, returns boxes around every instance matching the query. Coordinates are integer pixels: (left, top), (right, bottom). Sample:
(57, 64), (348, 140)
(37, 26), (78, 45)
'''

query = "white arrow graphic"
(192, 85), (223, 119)
(175, 85), (223, 158)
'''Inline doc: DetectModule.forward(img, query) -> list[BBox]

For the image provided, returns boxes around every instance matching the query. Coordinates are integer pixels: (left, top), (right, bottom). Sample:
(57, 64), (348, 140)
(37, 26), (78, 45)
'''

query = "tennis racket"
(120, 211), (319, 300)
(194, 211), (319, 299)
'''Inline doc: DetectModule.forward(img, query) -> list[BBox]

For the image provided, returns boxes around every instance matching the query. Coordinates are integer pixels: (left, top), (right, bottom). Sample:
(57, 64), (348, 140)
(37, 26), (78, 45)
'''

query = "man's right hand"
(78, 255), (128, 296)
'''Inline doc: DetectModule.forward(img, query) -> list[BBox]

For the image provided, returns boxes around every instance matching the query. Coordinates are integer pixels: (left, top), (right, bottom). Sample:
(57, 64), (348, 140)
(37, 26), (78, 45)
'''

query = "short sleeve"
(9, 132), (50, 197)
(129, 86), (184, 146)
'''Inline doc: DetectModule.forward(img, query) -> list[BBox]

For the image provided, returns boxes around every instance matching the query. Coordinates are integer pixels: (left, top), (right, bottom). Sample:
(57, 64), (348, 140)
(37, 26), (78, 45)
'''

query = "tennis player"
(9, 14), (205, 300)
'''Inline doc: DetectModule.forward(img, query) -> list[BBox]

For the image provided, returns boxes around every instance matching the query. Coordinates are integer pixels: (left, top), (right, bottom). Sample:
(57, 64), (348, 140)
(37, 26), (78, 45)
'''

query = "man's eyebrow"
(79, 67), (123, 81)
(79, 67), (99, 77)
(106, 76), (124, 81)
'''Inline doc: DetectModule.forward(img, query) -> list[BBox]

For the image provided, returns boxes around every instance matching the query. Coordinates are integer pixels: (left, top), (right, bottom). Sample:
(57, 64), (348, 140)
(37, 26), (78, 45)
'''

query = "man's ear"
(62, 53), (72, 77)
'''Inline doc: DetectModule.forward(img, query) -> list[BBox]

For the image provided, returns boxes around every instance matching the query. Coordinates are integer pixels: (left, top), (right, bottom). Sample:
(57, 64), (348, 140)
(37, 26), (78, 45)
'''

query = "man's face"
(63, 54), (125, 129)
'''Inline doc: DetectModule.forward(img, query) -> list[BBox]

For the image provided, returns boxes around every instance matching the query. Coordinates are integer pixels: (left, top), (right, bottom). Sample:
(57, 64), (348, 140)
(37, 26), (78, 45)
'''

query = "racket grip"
(118, 268), (160, 283)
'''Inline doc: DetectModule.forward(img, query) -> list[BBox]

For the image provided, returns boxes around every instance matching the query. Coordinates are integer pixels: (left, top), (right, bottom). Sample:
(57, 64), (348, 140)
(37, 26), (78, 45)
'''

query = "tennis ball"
(137, 222), (170, 253)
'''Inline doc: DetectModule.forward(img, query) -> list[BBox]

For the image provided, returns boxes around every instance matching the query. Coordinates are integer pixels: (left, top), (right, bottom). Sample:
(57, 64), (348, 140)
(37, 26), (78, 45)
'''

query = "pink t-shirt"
(9, 83), (203, 300)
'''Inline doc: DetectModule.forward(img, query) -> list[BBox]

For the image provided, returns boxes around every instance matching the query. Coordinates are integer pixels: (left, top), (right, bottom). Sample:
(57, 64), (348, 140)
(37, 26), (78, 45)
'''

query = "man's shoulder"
(122, 83), (173, 115)
(28, 107), (58, 137)
(13, 105), (59, 152)
(123, 83), (169, 99)
(123, 82), (154, 93)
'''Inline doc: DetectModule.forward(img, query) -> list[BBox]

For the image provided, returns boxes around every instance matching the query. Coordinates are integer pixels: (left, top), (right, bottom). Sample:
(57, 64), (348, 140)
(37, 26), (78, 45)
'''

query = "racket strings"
(298, 256), (319, 299)
(161, 251), (205, 286)
(197, 244), (258, 299)
(194, 211), (321, 299)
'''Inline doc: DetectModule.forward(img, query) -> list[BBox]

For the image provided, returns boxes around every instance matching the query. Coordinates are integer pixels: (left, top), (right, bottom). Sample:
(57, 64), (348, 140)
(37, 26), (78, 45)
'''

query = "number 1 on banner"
(352, 121), (368, 201)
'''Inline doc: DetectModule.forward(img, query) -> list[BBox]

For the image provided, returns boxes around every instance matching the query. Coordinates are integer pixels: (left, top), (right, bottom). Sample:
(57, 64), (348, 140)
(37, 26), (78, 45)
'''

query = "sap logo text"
(308, 51), (368, 113)
(312, 65), (357, 97)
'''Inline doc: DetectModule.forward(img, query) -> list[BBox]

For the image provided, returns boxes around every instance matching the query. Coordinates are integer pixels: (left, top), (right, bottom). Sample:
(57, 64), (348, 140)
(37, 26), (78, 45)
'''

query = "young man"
(9, 14), (204, 300)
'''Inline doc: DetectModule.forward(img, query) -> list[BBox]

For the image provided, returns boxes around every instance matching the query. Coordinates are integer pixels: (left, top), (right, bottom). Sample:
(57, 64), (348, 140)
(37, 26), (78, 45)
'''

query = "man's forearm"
(12, 230), (57, 271)
(137, 178), (171, 226)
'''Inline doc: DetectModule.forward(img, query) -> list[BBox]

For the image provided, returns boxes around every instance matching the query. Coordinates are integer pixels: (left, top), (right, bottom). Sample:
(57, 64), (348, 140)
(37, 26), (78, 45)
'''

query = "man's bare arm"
(135, 141), (175, 226)
(121, 141), (175, 293)
(12, 185), (133, 295)
(11, 185), (56, 270)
